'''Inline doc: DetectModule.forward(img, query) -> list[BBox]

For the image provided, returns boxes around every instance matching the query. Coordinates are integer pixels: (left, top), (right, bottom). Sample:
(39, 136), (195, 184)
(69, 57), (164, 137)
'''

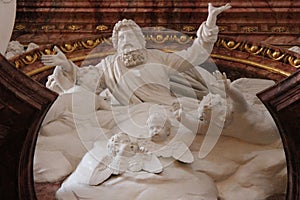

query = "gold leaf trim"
(26, 66), (55, 76)
(244, 44), (264, 55)
(288, 56), (300, 68)
(96, 25), (108, 31)
(59, 43), (78, 53)
(266, 49), (286, 61)
(21, 54), (39, 65)
(211, 54), (291, 77)
(81, 39), (101, 49)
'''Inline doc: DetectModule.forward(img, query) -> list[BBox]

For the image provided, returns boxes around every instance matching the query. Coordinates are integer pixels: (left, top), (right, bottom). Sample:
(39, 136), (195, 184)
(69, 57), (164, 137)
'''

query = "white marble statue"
(139, 112), (194, 163)
(35, 2), (287, 200)
(36, 2), (231, 180)
(0, 0), (16, 55)
(56, 132), (163, 188)
(4, 40), (39, 59)
(42, 3), (231, 106)
(5, 40), (25, 59)
(176, 71), (280, 148)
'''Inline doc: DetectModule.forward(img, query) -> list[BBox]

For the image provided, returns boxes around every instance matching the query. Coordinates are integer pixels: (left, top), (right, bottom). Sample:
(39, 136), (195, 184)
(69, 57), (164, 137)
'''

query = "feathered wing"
(171, 142), (194, 163)
(154, 142), (194, 163)
(89, 155), (113, 186)
(155, 144), (173, 158)
(129, 153), (163, 174)
(128, 154), (143, 172)
(142, 154), (163, 173)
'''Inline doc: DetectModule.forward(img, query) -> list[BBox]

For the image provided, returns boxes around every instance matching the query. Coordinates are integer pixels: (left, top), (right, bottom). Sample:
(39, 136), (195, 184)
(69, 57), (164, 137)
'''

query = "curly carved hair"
(111, 19), (146, 49)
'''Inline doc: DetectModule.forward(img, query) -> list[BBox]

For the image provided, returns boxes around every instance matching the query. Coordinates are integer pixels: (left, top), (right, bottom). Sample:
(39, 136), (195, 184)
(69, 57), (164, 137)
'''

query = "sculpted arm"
(175, 3), (231, 67)
(42, 46), (78, 83)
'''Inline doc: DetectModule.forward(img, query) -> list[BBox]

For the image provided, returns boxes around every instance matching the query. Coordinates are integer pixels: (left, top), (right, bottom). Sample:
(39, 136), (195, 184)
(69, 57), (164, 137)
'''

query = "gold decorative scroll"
(10, 35), (298, 77)
(211, 54), (291, 77)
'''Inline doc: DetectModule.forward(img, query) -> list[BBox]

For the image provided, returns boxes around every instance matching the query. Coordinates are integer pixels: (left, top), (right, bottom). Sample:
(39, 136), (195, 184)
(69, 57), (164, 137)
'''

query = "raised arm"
(175, 3), (231, 67)
(42, 46), (80, 91)
(196, 2), (231, 45)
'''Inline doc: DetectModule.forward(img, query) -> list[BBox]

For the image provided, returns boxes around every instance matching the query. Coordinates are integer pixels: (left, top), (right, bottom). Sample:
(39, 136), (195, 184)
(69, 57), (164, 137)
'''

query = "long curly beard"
(121, 49), (146, 68)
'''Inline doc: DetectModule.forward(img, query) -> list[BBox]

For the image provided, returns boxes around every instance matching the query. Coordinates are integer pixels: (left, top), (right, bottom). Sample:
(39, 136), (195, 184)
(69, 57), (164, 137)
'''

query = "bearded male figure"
(35, 3), (231, 183)
(42, 3), (231, 106)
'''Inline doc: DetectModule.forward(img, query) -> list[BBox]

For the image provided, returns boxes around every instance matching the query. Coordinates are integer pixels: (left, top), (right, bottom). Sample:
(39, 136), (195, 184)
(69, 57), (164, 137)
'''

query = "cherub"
(138, 112), (194, 164)
(42, 65), (111, 126)
(174, 71), (280, 157)
(89, 132), (163, 185)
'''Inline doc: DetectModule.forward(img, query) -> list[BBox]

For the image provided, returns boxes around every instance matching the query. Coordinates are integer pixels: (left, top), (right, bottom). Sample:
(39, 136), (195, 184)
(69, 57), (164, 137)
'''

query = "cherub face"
(198, 93), (230, 126)
(147, 113), (171, 143)
(107, 133), (138, 157)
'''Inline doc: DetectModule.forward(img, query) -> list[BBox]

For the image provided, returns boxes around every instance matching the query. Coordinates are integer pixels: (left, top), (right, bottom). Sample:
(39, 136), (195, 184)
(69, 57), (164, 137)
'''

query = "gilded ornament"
(221, 39), (240, 50)
(241, 26), (257, 33)
(43, 49), (54, 55)
(22, 54), (38, 65)
(211, 54), (290, 77)
(14, 60), (21, 68)
(156, 35), (164, 41)
(60, 43), (78, 53)
(41, 25), (56, 31)
(149, 34), (169, 44)
(14, 24), (26, 30)
(68, 25), (81, 31)
(244, 44), (263, 55)
(96, 25), (108, 31)
(218, 26), (226, 32)
(179, 35), (187, 42)
(153, 26), (166, 31)
(266, 49), (285, 60)
(182, 25), (195, 32)
(288, 56), (300, 68)
(271, 26), (287, 33)
(81, 39), (101, 49)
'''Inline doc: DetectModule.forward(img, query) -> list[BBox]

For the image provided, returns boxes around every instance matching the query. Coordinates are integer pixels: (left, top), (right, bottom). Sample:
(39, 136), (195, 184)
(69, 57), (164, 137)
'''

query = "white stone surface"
(0, 0), (16, 55)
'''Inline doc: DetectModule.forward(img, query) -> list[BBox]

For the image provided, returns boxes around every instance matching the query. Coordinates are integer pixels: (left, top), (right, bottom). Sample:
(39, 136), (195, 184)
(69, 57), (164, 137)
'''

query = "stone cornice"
(12, 0), (300, 47)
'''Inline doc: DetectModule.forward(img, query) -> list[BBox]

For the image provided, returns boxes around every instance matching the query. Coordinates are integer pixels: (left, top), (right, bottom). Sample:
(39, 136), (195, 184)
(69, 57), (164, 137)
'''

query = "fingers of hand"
(54, 46), (61, 53)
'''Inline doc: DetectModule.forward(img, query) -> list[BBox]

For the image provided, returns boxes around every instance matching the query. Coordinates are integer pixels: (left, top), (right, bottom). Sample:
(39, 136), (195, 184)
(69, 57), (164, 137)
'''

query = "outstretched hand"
(206, 3), (231, 27)
(208, 3), (231, 17)
(42, 46), (71, 71)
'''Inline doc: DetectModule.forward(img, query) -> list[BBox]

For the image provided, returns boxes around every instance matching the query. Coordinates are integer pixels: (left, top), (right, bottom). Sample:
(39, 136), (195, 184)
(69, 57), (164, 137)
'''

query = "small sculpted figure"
(89, 132), (163, 185)
(42, 65), (111, 126)
(177, 71), (280, 146)
(138, 112), (194, 163)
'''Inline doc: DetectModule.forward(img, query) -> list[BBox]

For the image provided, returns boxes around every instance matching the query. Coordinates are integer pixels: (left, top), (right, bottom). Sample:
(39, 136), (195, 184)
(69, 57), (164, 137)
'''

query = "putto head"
(146, 112), (171, 143)
(198, 93), (231, 126)
(107, 132), (138, 157)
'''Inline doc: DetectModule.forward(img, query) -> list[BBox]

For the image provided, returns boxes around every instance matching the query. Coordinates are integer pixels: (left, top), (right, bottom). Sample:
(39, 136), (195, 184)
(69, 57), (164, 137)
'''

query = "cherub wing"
(108, 155), (129, 175)
(155, 145), (173, 158)
(89, 155), (113, 186)
(129, 153), (163, 174)
(171, 142), (194, 163)
(141, 154), (163, 173)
